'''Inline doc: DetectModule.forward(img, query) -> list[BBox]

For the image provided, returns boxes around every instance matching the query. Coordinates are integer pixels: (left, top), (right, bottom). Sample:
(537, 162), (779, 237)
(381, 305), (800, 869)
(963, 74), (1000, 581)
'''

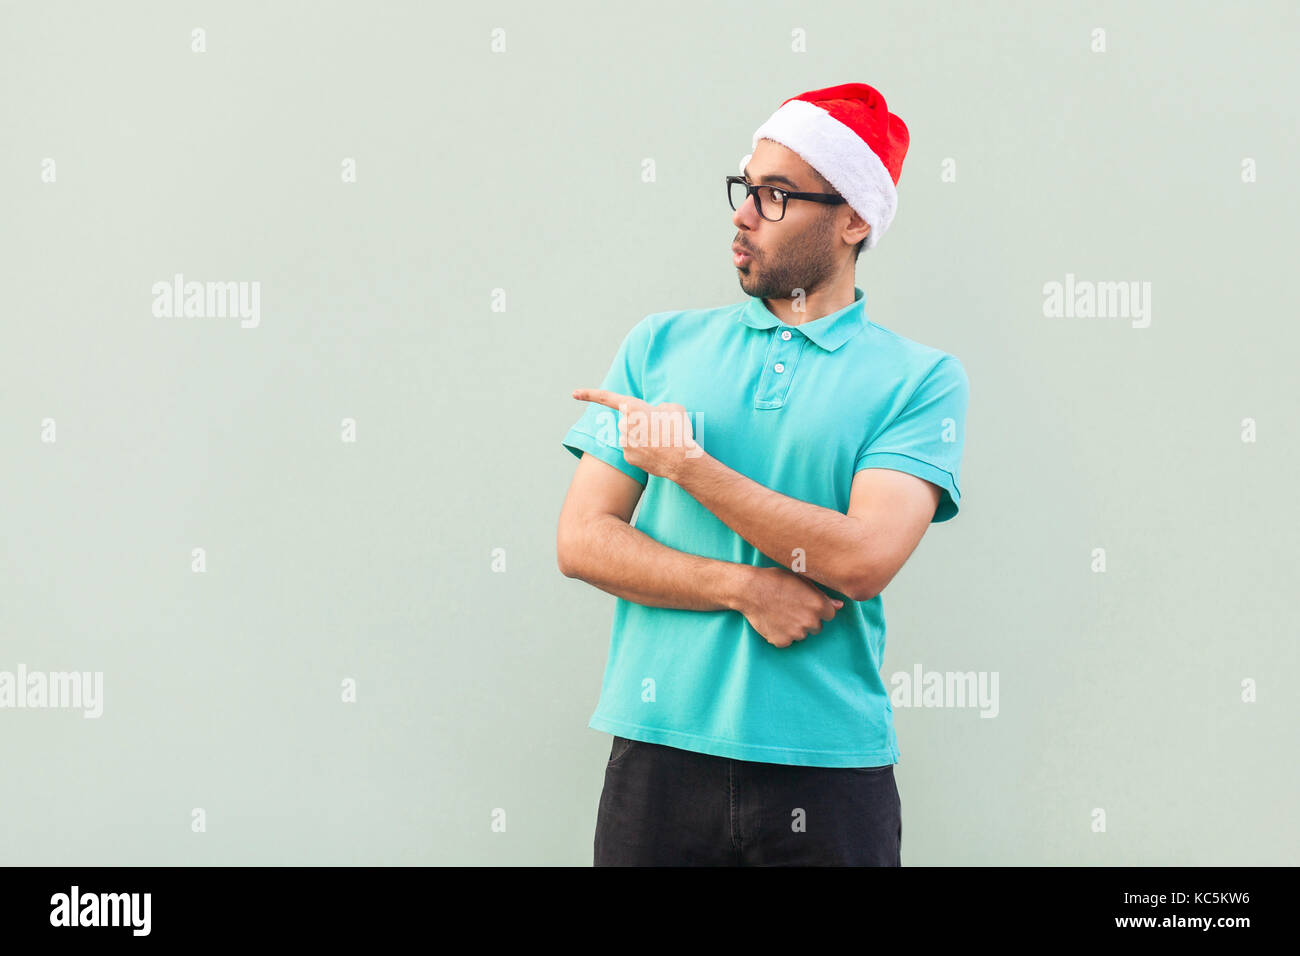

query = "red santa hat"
(743, 82), (909, 250)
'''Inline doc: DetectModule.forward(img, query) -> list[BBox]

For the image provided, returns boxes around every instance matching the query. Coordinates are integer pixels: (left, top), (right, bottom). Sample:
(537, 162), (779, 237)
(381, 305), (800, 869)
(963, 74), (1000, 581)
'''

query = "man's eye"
(768, 187), (786, 203)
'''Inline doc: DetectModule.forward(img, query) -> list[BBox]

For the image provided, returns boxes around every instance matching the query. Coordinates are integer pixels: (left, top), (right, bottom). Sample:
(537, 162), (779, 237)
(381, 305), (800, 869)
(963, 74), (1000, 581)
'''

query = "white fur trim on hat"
(749, 99), (897, 250)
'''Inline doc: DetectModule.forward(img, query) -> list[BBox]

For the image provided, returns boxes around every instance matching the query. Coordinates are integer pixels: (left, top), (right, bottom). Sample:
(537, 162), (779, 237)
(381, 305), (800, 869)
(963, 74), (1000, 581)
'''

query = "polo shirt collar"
(737, 285), (867, 351)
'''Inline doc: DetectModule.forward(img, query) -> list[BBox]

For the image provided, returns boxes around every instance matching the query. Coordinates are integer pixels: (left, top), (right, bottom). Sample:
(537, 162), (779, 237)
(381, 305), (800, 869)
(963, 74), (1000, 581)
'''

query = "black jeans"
(594, 736), (901, 866)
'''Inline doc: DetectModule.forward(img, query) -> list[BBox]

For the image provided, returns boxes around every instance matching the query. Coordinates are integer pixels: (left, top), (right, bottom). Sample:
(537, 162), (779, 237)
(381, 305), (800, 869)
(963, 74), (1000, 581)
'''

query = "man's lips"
(732, 243), (754, 266)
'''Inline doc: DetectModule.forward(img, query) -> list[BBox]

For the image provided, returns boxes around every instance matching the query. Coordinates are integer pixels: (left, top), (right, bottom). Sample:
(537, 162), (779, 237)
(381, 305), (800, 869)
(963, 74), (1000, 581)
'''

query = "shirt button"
(774, 362), (785, 373)
(780, 330), (792, 340)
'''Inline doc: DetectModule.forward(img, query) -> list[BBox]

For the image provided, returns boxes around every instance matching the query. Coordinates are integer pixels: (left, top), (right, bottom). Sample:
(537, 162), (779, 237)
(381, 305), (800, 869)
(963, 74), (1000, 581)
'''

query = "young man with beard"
(557, 83), (970, 866)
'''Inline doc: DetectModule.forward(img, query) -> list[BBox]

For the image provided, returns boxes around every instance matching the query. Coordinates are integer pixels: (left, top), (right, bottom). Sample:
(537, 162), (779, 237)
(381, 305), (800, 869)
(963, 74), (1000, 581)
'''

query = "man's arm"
(671, 452), (941, 602)
(557, 452), (845, 648)
(567, 388), (944, 603)
(669, 451), (870, 599)
(556, 452), (754, 610)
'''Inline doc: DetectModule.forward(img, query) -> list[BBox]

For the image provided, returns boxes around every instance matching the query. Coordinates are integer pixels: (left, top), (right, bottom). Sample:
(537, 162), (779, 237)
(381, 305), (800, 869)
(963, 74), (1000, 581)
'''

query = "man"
(556, 83), (969, 866)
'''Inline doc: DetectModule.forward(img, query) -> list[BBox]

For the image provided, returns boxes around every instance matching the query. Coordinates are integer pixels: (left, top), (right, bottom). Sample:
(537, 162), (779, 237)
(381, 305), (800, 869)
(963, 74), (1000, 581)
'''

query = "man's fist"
(732, 565), (845, 648)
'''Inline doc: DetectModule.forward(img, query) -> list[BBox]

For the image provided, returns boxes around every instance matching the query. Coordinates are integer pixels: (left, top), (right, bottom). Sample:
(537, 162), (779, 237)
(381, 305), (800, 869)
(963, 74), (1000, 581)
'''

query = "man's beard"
(737, 211), (839, 302)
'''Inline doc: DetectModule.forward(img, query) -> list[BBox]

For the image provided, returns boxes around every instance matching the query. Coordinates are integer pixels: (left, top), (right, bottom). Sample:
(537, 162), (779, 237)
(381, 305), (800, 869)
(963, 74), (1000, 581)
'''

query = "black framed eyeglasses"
(725, 175), (845, 222)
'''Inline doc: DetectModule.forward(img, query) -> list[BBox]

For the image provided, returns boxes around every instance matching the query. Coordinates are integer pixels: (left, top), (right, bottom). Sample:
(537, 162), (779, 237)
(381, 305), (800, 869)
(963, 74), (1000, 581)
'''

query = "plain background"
(2, 0), (1296, 865)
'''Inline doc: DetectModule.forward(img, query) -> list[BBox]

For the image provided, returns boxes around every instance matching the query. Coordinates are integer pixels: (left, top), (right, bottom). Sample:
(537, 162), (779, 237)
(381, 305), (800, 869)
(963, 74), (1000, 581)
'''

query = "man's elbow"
(842, 565), (883, 603)
(556, 521), (590, 579)
(556, 533), (581, 578)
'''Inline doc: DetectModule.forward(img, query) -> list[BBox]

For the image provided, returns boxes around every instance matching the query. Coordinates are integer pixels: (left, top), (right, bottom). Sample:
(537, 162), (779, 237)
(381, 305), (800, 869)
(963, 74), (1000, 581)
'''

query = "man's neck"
(761, 277), (856, 326)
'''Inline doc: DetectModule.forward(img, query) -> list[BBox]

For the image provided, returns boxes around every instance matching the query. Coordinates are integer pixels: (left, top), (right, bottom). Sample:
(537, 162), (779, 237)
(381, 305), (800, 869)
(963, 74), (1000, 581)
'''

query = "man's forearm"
(670, 451), (865, 599)
(560, 512), (753, 612)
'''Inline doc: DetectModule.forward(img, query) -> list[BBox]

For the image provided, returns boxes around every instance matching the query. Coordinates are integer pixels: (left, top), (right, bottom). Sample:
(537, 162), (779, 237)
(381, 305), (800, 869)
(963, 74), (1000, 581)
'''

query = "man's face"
(731, 139), (845, 300)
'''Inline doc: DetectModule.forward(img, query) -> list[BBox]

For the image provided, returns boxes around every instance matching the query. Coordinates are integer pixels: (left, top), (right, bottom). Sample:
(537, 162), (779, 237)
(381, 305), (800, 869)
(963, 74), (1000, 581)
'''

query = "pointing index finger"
(571, 388), (641, 410)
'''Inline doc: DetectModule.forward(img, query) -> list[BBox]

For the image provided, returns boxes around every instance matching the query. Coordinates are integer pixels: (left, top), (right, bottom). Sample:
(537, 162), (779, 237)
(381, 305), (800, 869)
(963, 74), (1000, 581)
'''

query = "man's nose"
(732, 195), (759, 228)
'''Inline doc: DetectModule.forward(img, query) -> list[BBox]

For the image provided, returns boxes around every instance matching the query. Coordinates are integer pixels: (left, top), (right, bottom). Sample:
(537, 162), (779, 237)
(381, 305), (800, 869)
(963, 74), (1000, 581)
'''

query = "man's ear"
(844, 208), (871, 247)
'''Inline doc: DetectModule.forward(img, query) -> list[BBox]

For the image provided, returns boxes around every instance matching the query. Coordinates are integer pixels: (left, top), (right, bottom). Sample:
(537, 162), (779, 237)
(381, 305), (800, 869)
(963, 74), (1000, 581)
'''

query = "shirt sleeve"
(561, 316), (654, 486)
(853, 354), (969, 523)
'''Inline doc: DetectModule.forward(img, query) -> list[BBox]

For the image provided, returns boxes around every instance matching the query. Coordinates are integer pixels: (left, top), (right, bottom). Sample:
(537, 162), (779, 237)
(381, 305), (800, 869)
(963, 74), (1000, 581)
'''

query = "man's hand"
(571, 388), (701, 483)
(731, 565), (844, 649)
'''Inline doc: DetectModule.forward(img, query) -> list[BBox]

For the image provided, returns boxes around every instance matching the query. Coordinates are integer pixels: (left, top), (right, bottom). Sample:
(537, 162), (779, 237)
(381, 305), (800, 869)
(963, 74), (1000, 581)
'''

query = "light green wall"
(1, 0), (1295, 864)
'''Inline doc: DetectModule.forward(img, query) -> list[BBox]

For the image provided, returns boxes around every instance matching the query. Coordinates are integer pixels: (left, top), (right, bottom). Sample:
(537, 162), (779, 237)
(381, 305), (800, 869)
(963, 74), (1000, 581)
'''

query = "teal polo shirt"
(561, 285), (969, 767)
